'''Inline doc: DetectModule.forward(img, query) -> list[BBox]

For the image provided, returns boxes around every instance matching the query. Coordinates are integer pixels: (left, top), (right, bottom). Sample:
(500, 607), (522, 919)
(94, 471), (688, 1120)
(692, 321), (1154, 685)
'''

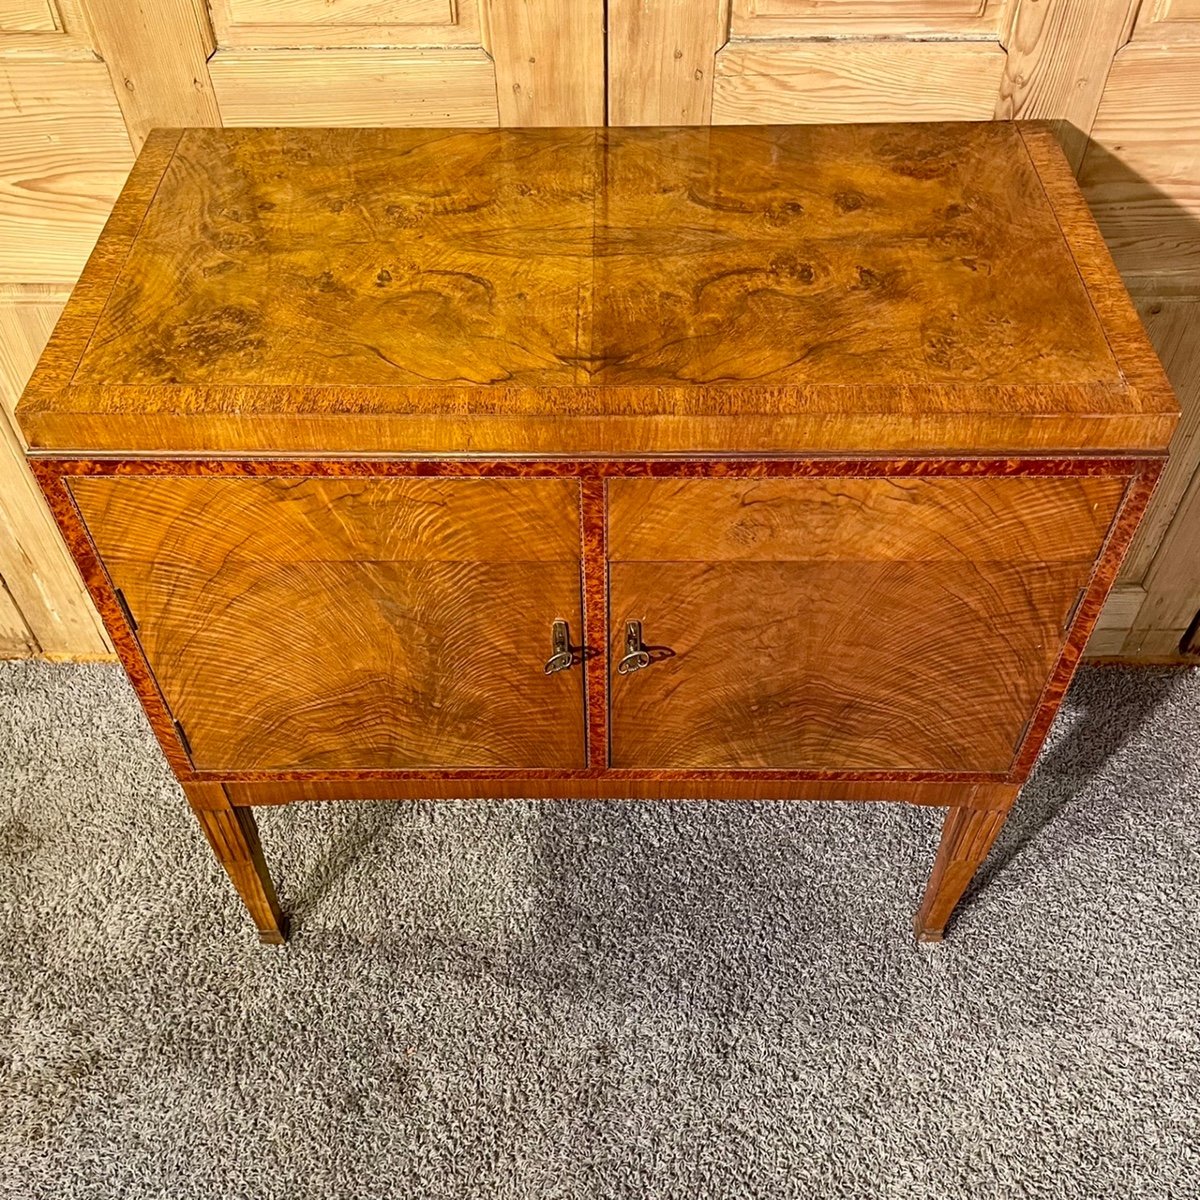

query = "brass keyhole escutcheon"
(543, 618), (575, 675)
(616, 620), (652, 675)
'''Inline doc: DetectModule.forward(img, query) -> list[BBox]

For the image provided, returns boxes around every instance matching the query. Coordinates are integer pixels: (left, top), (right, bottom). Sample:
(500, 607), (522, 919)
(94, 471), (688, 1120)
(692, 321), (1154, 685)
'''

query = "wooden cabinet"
(17, 123), (1177, 944)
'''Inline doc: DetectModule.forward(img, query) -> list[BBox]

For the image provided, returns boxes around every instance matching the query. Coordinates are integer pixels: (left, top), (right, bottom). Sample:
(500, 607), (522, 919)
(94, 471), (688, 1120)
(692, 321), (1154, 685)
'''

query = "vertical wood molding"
(1120, 296), (1200, 581)
(1124, 462), (1200, 656)
(0, 288), (111, 658)
(82, 0), (221, 151)
(483, 0), (604, 126)
(0, 575), (35, 658)
(608, 0), (729, 125)
(997, 0), (1139, 172)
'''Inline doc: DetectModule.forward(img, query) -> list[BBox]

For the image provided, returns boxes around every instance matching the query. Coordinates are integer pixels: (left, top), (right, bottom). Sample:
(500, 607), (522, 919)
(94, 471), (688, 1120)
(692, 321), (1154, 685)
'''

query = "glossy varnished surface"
(608, 474), (1124, 772)
(607, 476), (1126, 562)
(74, 124), (1113, 390)
(41, 453), (1155, 787)
(70, 475), (587, 772)
(17, 124), (1177, 455)
(609, 559), (1096, 773)
(70, 476), (582, 565)
(16, 122), (1178, 941)
(37, 453), (1163, 942)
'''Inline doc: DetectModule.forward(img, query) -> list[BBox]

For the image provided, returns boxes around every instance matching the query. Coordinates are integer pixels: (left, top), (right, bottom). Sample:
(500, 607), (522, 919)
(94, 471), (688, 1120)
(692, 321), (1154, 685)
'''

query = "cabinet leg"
(914, 786), (1019, 943)
(184, 783), (288, 944)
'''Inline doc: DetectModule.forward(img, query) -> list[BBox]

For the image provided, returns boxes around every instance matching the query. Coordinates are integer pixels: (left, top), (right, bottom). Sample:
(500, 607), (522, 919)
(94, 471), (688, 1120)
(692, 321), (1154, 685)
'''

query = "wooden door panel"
(608, 473), (1122, 773)
(0, 0), (59, 32)
(71, 475), (585, 772)
(70, 476), (581, 565)
(711, 41), (1007, 125)
(1134, 0), (1200, 40)
(608, 477), (1126, 563)
(209, 0), (478, 48)
(732, 0), (1004, 37)
(609, 559), (1090, 772)
(107, 558), (584, 771)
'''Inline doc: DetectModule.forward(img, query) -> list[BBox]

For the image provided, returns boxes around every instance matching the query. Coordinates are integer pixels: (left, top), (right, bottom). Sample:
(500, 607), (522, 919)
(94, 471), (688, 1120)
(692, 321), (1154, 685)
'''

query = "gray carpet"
(1, 662), (1198, 1199)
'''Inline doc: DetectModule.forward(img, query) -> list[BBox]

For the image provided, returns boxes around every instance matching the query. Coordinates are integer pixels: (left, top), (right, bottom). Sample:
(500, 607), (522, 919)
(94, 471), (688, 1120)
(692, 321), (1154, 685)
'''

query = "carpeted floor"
(1, 661), (1198, 1199)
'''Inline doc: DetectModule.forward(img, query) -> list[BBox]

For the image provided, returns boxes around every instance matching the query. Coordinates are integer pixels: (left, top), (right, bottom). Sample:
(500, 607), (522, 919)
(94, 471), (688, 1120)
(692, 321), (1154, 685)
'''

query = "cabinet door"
(607, 475), (1126, 772)
(71, 475), (585, 772)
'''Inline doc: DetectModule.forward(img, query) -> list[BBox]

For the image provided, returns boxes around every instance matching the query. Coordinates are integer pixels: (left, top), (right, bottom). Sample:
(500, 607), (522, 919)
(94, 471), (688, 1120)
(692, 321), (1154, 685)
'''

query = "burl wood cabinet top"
(18, 123), (1176, 457)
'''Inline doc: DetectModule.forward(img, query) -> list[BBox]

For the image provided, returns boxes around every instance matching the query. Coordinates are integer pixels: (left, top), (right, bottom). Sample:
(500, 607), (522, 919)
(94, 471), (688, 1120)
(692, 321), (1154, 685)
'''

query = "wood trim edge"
(32, 460), (195, 777)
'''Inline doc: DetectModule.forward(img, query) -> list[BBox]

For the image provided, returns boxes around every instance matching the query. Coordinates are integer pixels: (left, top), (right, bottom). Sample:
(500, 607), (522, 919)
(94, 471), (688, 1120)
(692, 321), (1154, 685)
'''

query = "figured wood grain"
(580, 477), (609, 769)
(40, 455), (1165, 482)
(70, 474), (587, 772)
(17, 123), (1175, 458)
(1011, 465), (1162, 774)
(20, 406), (1178, 458)
(33, 461), (195, 775)
(609, 558), (1097, 773)
(608, 476), (1126, 563)
(69, 476), (582, 566)
(32, 444), (1163, 944)
(1019, 125), (1179, 421)
(226, 778), (1020, 808)
(39, 450), (1147, 781)
(112, 558), (585, 772)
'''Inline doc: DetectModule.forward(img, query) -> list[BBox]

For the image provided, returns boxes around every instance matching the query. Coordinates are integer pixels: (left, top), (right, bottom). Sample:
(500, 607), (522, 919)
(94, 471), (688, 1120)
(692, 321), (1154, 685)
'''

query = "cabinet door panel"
(610, 560), (1087, 772)
(608, 475), (1123, 773)
(71, 476), (585, 772)
(609, 476), (1126, 563)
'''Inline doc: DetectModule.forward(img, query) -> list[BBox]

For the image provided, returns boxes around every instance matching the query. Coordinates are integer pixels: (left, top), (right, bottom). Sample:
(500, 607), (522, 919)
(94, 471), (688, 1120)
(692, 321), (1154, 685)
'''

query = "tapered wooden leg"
(914, 785), (1019, 943)
(184, 783), (288, 944)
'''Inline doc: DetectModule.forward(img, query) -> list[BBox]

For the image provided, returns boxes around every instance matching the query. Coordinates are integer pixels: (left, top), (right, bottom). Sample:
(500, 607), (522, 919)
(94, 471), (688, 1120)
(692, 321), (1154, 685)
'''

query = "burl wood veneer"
(17, 123), (1177, 945)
